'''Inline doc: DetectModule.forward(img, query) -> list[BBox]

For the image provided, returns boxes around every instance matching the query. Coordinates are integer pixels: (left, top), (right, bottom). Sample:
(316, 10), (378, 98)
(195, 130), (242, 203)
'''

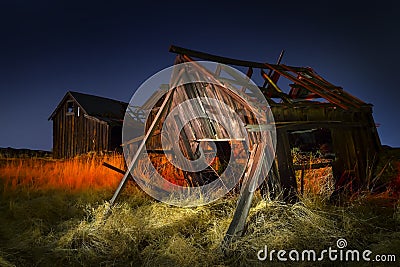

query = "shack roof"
(49, 91), (128, 124)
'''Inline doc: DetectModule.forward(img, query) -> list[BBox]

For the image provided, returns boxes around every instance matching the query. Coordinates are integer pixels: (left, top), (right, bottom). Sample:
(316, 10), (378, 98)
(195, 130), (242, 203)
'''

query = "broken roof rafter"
(264, 62), (351, 110)
(279, 64), (363, 109)
(169, 45), (368, 110)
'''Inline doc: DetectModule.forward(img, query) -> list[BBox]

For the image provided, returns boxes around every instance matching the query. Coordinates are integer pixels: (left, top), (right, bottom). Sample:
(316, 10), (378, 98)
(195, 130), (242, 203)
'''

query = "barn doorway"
(288, 128), (335, 197)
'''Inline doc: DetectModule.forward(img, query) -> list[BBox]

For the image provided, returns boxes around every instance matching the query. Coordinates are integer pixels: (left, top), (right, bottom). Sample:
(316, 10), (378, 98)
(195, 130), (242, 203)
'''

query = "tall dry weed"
(0, 153), (125, 193)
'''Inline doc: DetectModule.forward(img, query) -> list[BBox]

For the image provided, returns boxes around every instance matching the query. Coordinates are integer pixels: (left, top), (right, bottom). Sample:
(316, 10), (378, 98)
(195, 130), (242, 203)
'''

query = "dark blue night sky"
(1, 0), (399, 150)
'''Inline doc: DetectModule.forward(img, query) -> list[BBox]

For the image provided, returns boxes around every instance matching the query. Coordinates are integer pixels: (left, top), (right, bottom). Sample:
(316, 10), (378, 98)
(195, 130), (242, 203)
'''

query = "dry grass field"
(0, 152), (399, 266)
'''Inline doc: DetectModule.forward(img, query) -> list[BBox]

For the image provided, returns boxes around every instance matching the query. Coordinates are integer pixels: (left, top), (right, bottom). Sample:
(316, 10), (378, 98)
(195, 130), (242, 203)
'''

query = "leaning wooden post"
(222, 143), (265, 247)
(109, 87), (175, 206)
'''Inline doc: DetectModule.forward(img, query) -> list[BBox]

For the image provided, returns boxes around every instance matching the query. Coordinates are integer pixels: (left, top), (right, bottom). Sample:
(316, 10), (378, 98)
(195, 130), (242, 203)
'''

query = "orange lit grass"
(295, 166), (335, 197)
(0, 154), (125, 192)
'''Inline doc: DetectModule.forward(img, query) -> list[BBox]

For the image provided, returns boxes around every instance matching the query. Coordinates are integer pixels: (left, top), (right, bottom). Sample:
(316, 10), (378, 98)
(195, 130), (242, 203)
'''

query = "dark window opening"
(66, 101), (74, 114)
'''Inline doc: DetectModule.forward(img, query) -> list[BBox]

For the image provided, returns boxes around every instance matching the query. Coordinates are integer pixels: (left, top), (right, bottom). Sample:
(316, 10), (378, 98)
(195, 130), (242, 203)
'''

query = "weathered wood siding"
(52, 96), (109, 158)
(143, 82), (263, 186)
(145, 83), (261, 153)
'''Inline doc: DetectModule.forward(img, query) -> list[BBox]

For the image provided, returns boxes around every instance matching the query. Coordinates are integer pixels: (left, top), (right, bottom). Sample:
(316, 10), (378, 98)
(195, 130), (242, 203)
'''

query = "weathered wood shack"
(49, 91), (128, 158)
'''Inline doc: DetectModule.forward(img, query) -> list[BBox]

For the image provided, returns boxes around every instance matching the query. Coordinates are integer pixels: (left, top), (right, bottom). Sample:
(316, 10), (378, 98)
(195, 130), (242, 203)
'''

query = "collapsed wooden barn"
(167, 46), (381, 196)
(120, 46), (382, 202)
(49, 91), (129, 158)
(104, 45), (383, 242)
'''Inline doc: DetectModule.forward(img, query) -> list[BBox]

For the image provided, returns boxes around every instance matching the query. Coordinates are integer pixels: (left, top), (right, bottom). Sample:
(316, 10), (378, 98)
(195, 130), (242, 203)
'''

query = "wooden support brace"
(103, 162), (125, 175)
(222, 143), (264, 247)
(109, 86), (175, 206)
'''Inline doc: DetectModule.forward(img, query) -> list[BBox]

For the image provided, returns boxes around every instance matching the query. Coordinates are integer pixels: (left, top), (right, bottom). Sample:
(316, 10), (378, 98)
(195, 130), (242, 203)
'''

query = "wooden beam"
(275, 129), (298, 202)
(222, 143), (264, 246)
(103, 162), (125, 175)
(260, 69), (292, 104)
(169, 45), (307, 72)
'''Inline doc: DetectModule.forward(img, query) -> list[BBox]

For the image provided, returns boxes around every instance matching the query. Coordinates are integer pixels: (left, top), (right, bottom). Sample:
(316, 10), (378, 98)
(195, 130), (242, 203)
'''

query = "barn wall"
(272, 103), (381, 189)
(52, 96), (110, 158)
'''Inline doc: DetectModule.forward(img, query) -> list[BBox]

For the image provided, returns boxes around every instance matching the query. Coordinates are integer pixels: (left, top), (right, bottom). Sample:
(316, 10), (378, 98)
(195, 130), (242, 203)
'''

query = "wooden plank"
(72, 112), (76, 156)
(76, 112), (80, 154)
(169, 45), (307, 72)
(222, 143), (264, 246)
(61, 105), (65, 158)
(261, 69), (284, 93)
(67, 111), (71, 157)
(330, 128), (349, 191)
(84, 116), (88, 153)
(275, 129), (298, 202)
